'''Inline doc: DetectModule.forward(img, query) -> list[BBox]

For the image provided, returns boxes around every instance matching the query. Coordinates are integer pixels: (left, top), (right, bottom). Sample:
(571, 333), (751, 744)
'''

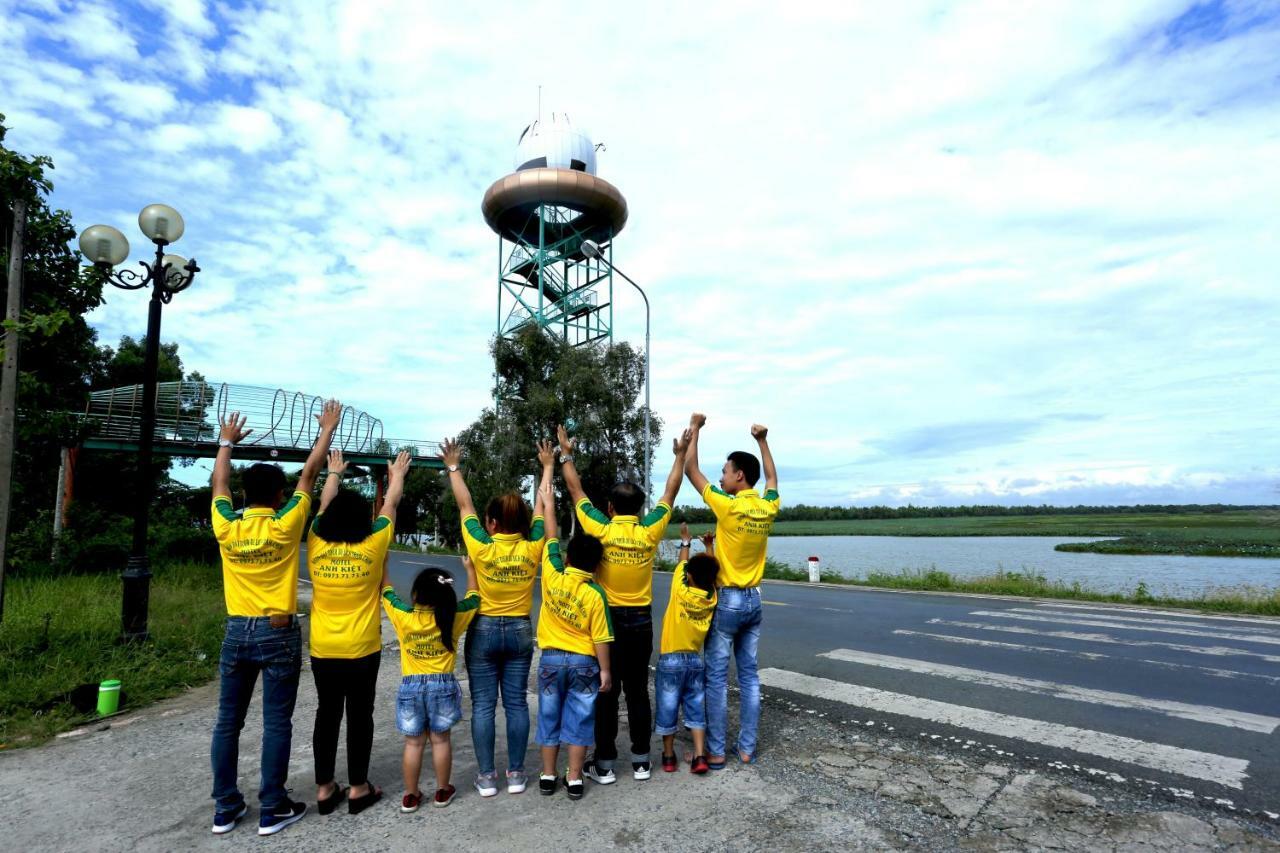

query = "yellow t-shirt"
(536, 539), (613, 657)
(701, 484), (781, 589)
(212, 491), (312, 616)
(306, 515), (393, 659)
(461, 514), (545, 616)
(574, 498), (672, 607)
(659, 561), (718, 655)
(382, 588), (481, 675)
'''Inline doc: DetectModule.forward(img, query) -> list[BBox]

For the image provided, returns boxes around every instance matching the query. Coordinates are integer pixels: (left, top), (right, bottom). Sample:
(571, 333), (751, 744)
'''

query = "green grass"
(0, 562), (226, 749)
(671, 511), (1280, 558)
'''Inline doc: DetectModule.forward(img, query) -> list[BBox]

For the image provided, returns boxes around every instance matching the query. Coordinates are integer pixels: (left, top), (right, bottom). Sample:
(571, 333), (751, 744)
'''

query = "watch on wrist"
(446, 464), (459, 473)
(218, 439), (235, 448)
(559, 454), (574, 464)
(680, 540), (692, 548)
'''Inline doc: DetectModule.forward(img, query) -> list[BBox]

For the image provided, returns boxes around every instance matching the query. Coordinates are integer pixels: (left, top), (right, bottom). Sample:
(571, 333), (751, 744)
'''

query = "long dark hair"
(313, 489), (374, 544)
(412, 567), (459, 651)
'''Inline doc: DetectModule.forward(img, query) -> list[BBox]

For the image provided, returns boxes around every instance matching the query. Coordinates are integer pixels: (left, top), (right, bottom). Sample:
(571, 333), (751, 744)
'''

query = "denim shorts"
(653, 652), (706, 735)
(534, 650), (600, 747)
(396, 674), (462, 736)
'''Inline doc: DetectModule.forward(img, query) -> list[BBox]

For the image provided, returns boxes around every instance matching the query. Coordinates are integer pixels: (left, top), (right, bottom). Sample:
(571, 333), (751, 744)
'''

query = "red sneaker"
(662, 754), (678, 772)
(433, 785), (457, 808)
(400, 792), (421, 813)
(690, 755), (710, 775)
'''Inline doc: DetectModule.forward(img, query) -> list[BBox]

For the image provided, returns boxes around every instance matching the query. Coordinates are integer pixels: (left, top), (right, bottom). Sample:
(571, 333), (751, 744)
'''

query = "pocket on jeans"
(570, 665), (600, 694)
(538, 666), (558, 694)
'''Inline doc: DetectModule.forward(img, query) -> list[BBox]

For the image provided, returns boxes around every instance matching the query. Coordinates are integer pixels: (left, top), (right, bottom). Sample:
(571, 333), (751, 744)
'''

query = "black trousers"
(311, 651), (381, 786)
(593, 605), (653, 763)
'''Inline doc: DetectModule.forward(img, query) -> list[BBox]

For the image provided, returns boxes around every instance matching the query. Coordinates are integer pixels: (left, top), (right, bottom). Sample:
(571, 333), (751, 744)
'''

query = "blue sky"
(4, 0), (1279, 507)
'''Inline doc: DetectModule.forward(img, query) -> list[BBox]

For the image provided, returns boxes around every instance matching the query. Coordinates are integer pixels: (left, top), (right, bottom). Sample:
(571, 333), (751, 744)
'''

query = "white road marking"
(819, 648), (1279, 733)
(759, 668), (1250, 789)
(970, 610), (1280, 646)
(1014, 607), (1280, 637)
(926, 619), (1280, 663)
(891, 629), (1280, 685)
(1032, 602), (1280, 628)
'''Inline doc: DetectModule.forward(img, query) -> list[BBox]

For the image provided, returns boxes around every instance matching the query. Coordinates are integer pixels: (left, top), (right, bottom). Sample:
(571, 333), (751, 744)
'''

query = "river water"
(752, 536), (1280, 597)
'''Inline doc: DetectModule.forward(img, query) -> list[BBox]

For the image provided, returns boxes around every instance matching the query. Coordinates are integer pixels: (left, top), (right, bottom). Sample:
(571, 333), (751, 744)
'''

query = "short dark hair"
(566, 533), (604, 573)
(312, 489), (373, 544)
(485, 492), (532, 536)
(243, 463), (287, 506)
(609, 481), (645, 516)
(726, 451), (761, 487)
(686, 553), (719, 592)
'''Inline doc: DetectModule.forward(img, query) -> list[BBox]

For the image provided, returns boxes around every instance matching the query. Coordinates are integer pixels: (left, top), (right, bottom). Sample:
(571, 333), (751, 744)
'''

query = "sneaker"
(433, 785), (456, 808)
(564, 776), (585, 801)
(257, 799), (307, 836)
(633, 761), (652, 781)
(401, 792), (422, 813)
(661, 754), (678, 773)
(506, 769), (528, 794)
(539, 774), (557, 796)
(582, 760), (616, 785)
(474, 772), (499, 798)
(690, 755), (710, 775)
(212, 802), (248, 835)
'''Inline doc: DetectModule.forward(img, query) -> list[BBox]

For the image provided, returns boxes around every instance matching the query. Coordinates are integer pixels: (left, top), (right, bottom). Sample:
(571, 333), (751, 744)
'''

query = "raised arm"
(536, 439), (557, 540)
(213, 412), (252, 500)
(660, 428), (692, 506)
(441, 438), (477, 520)
(678, 521), (692, 563)
(683, 412), (710, 494)
(752, 424), (777, 492)
(379, 450), (413, 526)
(556, 424), (588, 505)
(318, 449), (347, 513)
(298, 399), (342, 495)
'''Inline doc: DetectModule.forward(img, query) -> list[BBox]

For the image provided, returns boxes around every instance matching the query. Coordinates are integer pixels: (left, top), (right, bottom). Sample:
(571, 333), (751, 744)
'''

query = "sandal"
(706, 756), (727, 771)
(348, 783), (383, 815)
(317, 785), (348, 815)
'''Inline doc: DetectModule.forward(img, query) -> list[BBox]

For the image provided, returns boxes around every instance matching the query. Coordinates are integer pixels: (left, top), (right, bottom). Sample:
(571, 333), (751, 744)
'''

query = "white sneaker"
(582, 760), (616, 785)
(632, 761), (652, 781)
(506, 769), (527, 794)
(474, 772), (499, 797)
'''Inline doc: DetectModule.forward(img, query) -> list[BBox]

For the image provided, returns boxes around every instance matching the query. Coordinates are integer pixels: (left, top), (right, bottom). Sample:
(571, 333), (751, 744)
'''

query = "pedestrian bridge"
(81, 380), (443, 468)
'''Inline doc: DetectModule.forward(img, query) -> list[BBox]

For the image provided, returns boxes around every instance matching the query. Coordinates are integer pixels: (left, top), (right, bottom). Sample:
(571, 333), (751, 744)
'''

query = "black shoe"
(632, 761), (652, 781)
(539, 774), (557, 796)
(564, 776), (584, 801)
(258, 799), (307, 836)
(582, 759), (617, 785)
(211, 802), (248, 835)
(317, 786), (347, 815)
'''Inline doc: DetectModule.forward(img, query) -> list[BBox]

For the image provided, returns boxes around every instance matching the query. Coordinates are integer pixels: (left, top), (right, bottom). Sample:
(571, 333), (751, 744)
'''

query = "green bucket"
(97, 679), (121, 716)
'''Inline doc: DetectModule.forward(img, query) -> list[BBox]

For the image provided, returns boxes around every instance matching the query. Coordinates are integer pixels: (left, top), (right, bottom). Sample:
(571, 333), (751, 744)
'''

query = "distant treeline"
(668, 503), (1279, 525)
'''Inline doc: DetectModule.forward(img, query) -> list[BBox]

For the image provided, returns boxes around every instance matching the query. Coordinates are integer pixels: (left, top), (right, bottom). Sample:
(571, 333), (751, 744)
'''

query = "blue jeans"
(211, 617), (302, 814)
(654, 652), (706, 735)
(535, 650), (600, 747)
(465, 615), (533, 774)
(705, 587), (763, 759)
(397, 674), (463, 736)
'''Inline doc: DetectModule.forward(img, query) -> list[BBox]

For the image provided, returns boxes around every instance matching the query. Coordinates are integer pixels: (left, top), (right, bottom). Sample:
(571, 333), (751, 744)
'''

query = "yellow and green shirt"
(382, 588), (481, 675)
(306, 515), (393, 659)
(701, 484), (781, 589)
(659, 561), (718, 655)
(574, 498), (672, 607)
(461, 514), (545, 617)
(212, 491), (312, 616)
(536, 539), (614, 657)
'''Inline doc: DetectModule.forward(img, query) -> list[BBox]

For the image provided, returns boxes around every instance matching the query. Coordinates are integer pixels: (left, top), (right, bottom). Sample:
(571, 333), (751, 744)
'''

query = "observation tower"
(481, 113), (628, 346)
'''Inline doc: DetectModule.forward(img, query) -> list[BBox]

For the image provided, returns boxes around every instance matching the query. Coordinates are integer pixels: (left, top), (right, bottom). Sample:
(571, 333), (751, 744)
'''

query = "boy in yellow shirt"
(381, 560), (481, 813)
(656, 524), (718, 775)
(531, 444), (614, 801)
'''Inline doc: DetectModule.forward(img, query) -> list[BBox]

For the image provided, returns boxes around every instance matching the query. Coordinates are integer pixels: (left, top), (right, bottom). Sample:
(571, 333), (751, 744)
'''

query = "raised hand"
(440, 437), (462, 469)
(673, 427), (692, 455)
(689, 412), (707, 429)
(327, 449), (347, 475)
(751, 423), (768, 440)
(557, 424), (576, 456)
(316, 399), (343, 432)
(389, 450), (412, 481)
(680, 521), (690, 541)
(700, 531), (716, 551)
(536, 439), (556, 468)
(219, 412), (253, 444)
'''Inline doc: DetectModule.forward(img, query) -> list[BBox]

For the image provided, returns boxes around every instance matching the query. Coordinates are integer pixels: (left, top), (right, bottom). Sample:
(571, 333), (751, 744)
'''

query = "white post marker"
(807, 556), (821, 583)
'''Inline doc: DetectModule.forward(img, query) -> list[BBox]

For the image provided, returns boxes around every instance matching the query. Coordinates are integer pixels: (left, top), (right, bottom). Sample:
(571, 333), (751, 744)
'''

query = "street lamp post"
(581, 239), (650, 512)
(79, 205), (199, 641)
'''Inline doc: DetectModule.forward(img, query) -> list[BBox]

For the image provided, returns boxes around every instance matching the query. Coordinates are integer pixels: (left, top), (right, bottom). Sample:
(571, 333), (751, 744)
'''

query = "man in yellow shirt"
(557, 423), (690, 784)
(209, 400), (340, 837)
(684, 414), (779, 770)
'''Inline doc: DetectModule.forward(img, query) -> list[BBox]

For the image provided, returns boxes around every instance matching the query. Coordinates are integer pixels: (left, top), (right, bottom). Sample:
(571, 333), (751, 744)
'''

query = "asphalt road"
(344, 548), (1280, 817)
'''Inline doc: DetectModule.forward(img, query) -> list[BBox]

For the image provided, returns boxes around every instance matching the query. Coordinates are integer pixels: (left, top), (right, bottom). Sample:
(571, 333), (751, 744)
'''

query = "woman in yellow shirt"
(307, 449), (411, 816)
(441, 437), (547, 798)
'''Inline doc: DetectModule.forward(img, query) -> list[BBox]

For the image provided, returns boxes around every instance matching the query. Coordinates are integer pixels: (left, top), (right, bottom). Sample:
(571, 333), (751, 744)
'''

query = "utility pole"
(0, 198), (28, 622)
